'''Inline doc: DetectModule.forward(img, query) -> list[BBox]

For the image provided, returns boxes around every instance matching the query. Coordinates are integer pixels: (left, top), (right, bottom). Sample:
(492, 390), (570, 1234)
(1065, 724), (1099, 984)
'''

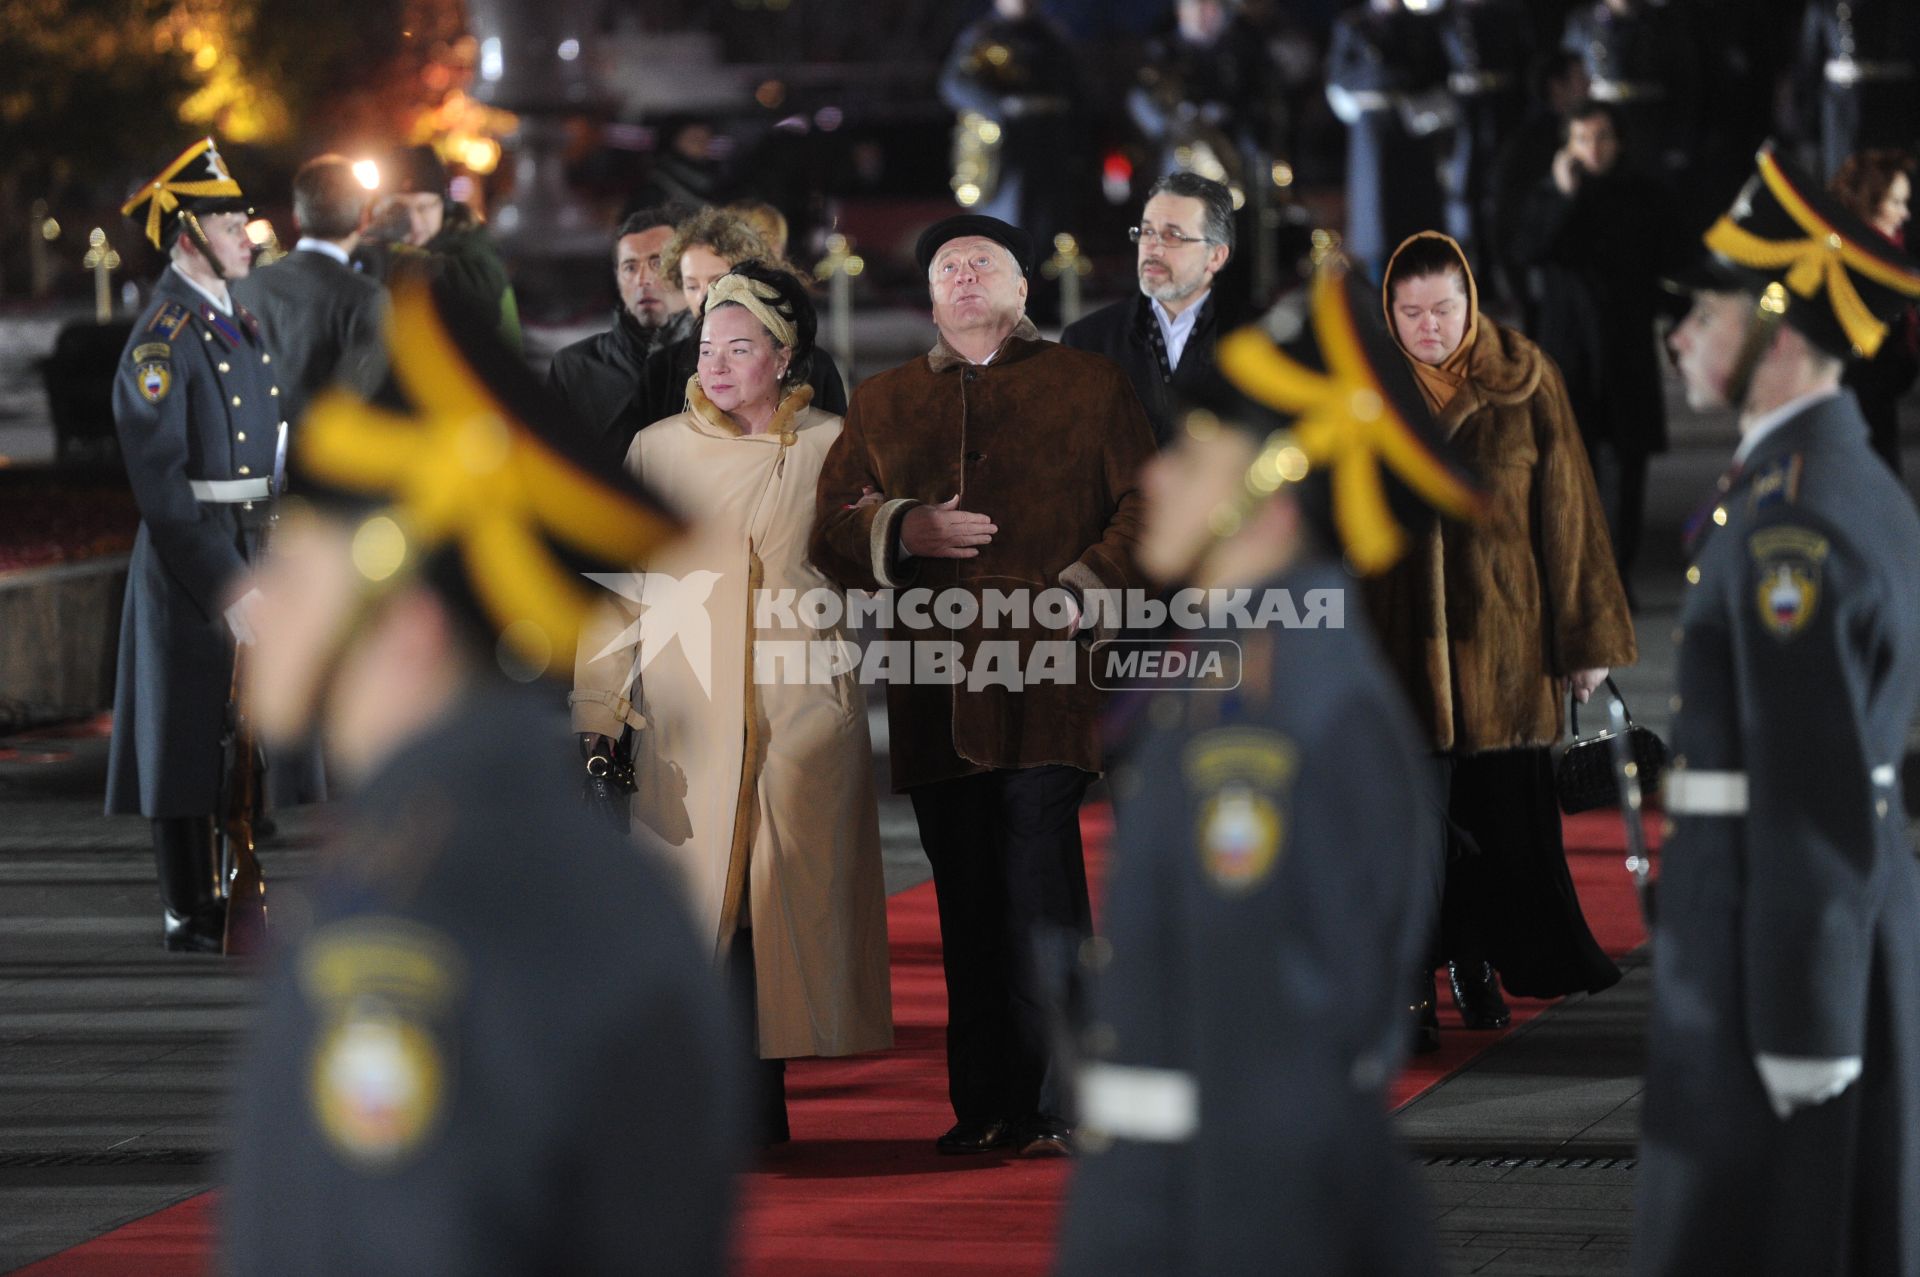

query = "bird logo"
(584, 570), (724, 698)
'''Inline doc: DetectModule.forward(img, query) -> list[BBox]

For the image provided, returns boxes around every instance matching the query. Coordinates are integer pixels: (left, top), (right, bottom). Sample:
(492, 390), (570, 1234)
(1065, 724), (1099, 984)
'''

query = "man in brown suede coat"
(811, 214), (1155, 1157)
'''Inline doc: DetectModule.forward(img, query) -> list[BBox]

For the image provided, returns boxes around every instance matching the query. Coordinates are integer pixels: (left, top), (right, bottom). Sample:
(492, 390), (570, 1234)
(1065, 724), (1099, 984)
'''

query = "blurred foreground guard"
(221, 281), (742, 1275)
(109, 138), (314, 953)
(1055, 260), (1486, 1277)
(1636, 145), (1920, 1276)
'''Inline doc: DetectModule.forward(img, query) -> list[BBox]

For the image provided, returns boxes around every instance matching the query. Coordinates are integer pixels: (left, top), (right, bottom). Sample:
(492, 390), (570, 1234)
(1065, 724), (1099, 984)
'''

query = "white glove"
(224, 587), (265, 647)
(1753, 1053), (1862, 1121)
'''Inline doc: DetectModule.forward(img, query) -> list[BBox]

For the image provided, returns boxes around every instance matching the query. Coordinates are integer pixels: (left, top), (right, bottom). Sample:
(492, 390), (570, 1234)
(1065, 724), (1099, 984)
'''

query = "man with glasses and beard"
(1062, 173), (1236, 447)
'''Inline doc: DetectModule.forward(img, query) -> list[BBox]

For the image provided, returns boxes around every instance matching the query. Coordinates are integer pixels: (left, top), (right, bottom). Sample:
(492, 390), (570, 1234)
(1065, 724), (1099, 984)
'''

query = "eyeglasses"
(1129, 224), (1209, 248)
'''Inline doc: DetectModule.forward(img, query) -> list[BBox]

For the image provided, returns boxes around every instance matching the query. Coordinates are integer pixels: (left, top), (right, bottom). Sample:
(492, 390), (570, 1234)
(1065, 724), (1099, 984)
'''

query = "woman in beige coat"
(573, 263), (892, 1144)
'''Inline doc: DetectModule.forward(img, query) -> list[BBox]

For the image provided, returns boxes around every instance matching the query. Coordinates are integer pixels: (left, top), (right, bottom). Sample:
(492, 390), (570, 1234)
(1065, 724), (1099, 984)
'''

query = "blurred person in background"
(366, 144), (521, 352)
(1366, 231), (1634, 1049)
(1489, 49), (1591, 325)
(1326, 0), (1452, 282)
(1508, 99), (1686, 589)
(1439, 0), (1532, 271)
(726, 199), (790, 259)
(1559, 0), (1699, 187)
(1795, 0), (1920, 182)
(547, 203), (696, 460)
(1831, 148), (1917, 476)
(573, 263), (893, 1148)
(233, 154), (388, 431)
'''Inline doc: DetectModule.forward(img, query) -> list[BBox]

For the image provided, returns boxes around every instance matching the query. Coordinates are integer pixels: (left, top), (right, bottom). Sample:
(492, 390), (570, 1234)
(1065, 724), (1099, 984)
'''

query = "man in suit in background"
(1061, 173), (1235, 447)
(233, 154), (386, 429)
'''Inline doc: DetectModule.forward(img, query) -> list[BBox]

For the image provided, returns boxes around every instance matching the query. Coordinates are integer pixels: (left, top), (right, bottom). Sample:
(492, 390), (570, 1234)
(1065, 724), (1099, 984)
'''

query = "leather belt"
(189, 477), (271, 503)
(1826, 58), (1916, 86)
(1591, 78), (1667, 103)
(1449, 70), (1515, 95)
(1078, 1062), (1198, 1143)
(1664, 769), (1748, 816)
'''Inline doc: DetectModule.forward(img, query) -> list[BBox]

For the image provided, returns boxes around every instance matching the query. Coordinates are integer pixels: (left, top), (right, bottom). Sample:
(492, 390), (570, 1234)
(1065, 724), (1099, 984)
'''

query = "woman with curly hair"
(1831, 148), (1916, 475)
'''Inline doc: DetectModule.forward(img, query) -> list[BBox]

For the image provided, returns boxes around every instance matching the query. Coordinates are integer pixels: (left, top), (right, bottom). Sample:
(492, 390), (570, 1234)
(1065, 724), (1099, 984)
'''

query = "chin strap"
(1725, 282), (1790, 411)
(179, 209), (230, 283)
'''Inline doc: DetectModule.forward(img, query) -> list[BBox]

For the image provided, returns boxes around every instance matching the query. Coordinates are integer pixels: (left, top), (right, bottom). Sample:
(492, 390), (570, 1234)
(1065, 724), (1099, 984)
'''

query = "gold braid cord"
(299, 282), (681, 671)
(1215, 265), (1486, 575)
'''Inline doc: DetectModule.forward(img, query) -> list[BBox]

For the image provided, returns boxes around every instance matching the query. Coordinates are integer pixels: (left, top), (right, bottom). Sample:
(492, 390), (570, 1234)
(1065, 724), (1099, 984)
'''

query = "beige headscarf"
(1382, 231), (1479, 416)
(703, 272), (798, 348)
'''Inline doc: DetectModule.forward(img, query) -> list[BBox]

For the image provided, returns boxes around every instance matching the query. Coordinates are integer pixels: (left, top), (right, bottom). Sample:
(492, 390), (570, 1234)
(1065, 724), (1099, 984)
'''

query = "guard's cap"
(914, 214), (1033, 276)
(1192, 257), (1487, 575)
(1684, 142), (1920, 360)
(293, 279), (685, 678)
(121, 138), (249, 250)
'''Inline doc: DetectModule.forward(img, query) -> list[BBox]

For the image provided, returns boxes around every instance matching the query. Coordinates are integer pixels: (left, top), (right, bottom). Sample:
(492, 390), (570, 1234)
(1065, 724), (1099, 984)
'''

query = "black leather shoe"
(1448, 958), (1511, 1030)
(1411, 969), (1441, 1054)
(1016, 1119), (1073, 1158)
(162, 904), (227, 954)
(935, 1118), (1016, 1155)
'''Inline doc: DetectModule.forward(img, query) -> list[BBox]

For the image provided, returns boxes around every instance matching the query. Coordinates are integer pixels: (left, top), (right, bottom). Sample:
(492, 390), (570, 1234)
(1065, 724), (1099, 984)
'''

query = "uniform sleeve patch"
(145, 302), (190, 339)
(1749, 525), (1828, 639)
(300, 920), (465, 1170)
(1746, 454), (1804, 514)
(1183, 728), (1297, 894)
(134, 362), (171, 404)
(130, 342), (171, 363)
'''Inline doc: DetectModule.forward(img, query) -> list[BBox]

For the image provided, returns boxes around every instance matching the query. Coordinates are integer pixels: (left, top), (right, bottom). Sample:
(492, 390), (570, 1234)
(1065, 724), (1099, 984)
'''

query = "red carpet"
(19, 804), (1653, 1276)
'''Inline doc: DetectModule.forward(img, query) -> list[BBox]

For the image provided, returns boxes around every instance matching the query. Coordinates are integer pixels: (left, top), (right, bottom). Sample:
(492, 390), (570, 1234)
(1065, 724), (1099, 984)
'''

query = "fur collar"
(685, 378), (815, 440)
(927, 316), (1042, 373)
(1435, 315), (1547, 435)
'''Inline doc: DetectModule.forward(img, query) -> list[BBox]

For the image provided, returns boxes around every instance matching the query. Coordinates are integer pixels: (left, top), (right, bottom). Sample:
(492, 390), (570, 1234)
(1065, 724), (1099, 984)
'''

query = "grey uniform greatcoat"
(1056, 563), (1441, 1277)
(1634, 392), (1920, 1276)
(106, 267), (285, 818)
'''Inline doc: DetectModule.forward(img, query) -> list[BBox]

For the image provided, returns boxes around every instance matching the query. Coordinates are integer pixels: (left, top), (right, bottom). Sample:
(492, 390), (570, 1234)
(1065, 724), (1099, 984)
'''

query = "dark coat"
(1059, 291), (1226, 448)
(546, 308), (692, 460)
(1364, 317), (1636, 754)
(1056, 564), (1441, 1277)
(1440, 0), (1532, 256)
(809, 321), (1155, 791)
(223, 687), (743, 1275)
(631, 330), (847, 448)
(231, 246), (386, 430)
(1327, 8), (1450, 277)
(106, 269), (284, 818)
(1633, 394), (1920, 1276)
(1560, 2), (1699, 173)
(1507, 166), (1684, 456)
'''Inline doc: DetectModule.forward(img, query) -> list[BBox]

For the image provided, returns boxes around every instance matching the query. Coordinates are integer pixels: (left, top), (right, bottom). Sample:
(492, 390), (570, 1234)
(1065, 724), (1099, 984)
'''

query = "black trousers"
(909, 766), (1094, 1127)
(1585, 436), (1650, 588)
(151, 816), (217, 918)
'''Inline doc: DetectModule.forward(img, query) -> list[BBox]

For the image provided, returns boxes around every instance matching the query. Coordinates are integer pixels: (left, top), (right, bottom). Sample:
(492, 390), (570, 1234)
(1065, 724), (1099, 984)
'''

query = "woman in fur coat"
(1366, 231), (1637, 1048)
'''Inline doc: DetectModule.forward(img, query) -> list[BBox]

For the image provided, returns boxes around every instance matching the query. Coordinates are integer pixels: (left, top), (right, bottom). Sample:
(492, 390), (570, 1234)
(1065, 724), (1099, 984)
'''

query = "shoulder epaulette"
(145, 301), (191, 340)
(1748, 453), (1805, 515)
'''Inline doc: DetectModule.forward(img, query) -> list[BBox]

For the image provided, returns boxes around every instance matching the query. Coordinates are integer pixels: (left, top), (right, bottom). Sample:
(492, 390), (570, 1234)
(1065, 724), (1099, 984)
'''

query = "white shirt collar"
(1735, 386), (1844, 467)
(293, 237), (353, 266)
(1150, 289), (1210, 370)
(170, 264), (232, 315)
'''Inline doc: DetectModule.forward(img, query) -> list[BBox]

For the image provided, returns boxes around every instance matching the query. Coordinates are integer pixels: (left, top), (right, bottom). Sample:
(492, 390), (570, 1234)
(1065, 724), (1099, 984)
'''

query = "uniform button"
(270, 386), (280, 396)
(1661, 819), (1675, 838)
(1712, 506), (1727, 526)
(236, 431), (247, 442)
(231, 395), (242, 407)
(217, 360), (230, 373)
(1671, 627), (1685, 646)
(1673, 754), (1687, 770)
(1079, 936), (1113, 972)
(202, 331), (212, 341)
(1083, 1022), (1118, 1055)
(238, 465), (252, 476)
(1878, 798), (1890, 818)
(262, 352), (271, 364)
(1686, 565), (1701, 585)
(1669, 695), (1683, 713)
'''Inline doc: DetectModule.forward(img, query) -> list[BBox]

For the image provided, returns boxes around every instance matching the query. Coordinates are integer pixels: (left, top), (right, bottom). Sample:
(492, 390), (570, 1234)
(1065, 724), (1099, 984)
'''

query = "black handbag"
(1554, 677), (1668, 815)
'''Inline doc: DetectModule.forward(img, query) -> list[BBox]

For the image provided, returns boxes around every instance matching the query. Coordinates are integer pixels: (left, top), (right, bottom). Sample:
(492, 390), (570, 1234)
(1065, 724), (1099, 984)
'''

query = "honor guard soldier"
(109, 137), (313, 953)
(1794, 0), (1920, 181)
(220, 280), (744, 1274)
(1636, 144), (1920, 1276)
(1054, 259), (1486, 1276)
(1439, 0), (1532, 263)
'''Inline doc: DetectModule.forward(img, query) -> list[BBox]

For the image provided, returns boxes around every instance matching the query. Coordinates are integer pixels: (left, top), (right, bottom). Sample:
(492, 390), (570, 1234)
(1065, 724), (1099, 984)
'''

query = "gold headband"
(703, 273), (798, 349)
